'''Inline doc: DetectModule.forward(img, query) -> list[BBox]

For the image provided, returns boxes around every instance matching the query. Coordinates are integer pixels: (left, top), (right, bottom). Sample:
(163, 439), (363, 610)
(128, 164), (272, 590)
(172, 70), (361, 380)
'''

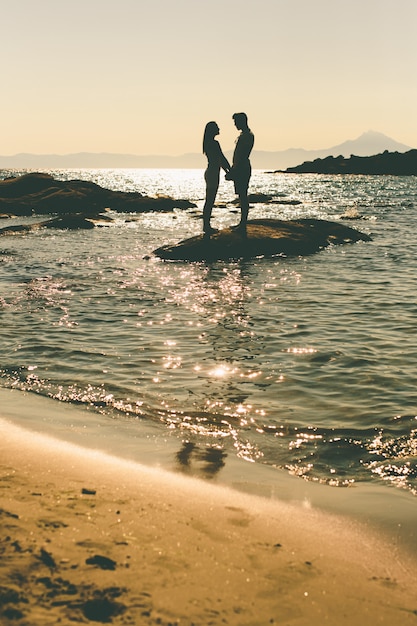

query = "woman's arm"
(215, 141), (231, 172)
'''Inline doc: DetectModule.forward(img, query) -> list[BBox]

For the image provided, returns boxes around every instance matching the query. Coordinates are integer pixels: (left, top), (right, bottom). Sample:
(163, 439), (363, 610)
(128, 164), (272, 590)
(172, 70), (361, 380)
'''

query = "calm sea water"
(1, 168), (416, 496)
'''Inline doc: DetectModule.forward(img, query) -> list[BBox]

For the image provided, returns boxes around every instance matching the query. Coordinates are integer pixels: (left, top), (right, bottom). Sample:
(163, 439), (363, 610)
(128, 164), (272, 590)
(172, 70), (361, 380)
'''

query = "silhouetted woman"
(202, 121), (230, 235)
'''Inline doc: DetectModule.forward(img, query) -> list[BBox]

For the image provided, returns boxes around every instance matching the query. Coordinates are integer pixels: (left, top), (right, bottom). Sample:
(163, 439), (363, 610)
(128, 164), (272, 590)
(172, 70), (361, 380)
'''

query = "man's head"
(233, 112), (248, 131)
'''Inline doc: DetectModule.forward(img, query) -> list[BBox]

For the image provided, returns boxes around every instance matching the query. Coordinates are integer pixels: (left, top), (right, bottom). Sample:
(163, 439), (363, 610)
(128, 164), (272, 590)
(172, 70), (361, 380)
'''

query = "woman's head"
(203, 121), (219, 154)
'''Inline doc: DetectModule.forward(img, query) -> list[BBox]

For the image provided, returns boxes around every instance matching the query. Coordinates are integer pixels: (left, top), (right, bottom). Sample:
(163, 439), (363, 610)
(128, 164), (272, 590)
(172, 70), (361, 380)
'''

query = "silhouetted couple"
(203, 112), (254, 236)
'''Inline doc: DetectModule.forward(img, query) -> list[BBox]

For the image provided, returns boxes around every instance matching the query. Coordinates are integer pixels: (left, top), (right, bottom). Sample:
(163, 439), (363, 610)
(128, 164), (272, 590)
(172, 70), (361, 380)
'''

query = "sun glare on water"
(208, 365), (236, 378)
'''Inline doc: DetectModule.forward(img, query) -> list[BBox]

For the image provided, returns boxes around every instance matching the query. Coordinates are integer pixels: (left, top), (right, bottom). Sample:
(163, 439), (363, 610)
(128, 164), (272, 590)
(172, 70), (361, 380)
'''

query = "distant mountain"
(256, 131), (411, 170)
(323, 130), (411, 158)
(0, 131), (412, 170)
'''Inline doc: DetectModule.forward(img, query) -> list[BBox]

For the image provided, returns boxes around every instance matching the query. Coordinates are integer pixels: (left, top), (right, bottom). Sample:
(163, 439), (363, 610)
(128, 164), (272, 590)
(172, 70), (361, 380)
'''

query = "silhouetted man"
(228, 112), (254, 232)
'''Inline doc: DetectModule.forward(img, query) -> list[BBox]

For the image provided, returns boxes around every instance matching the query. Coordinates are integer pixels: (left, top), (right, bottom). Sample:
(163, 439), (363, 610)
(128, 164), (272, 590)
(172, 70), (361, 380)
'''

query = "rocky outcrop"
(0, 213), (114, 235)
(0, 172), (196, 217)
(280, 149), (417, 175)
(153, 218), (371, 262)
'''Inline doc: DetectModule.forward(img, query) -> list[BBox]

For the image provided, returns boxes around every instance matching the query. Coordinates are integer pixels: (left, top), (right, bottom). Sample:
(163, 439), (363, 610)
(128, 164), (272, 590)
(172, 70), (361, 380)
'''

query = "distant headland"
(279, 149), (417, 176)
(0, 131), (412, 171)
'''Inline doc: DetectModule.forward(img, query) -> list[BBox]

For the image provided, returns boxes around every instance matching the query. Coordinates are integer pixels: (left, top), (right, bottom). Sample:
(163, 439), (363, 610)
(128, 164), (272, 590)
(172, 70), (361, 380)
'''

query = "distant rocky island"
(280, 149), (417, 175)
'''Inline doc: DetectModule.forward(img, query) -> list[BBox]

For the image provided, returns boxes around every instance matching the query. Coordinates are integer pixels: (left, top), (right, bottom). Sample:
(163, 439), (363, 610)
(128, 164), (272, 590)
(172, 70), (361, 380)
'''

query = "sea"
(1, 168), (417, 513)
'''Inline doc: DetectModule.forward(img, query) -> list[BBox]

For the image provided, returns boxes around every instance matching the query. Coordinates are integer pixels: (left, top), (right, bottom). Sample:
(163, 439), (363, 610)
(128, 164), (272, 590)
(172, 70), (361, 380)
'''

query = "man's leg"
(239, 191), (249, 229)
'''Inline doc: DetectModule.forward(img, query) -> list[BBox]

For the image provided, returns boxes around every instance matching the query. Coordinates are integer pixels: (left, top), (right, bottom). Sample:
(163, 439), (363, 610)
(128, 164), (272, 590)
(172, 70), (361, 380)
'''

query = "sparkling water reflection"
(1, 168), (417, 494)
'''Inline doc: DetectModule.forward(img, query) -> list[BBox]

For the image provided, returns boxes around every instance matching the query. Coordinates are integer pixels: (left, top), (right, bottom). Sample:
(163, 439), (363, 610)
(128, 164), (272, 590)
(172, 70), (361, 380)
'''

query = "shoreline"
(1, 387), (416, 554)
(1, 413), (417, 624)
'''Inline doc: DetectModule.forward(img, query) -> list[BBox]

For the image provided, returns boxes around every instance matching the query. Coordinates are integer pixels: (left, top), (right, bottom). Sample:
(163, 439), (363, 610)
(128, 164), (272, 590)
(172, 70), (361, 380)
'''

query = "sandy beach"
(0, 417), (416, 625)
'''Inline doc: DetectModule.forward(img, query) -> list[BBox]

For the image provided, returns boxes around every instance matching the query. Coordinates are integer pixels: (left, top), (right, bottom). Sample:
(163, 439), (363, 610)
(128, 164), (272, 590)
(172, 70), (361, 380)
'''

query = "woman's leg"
(203, 184), (218, 233)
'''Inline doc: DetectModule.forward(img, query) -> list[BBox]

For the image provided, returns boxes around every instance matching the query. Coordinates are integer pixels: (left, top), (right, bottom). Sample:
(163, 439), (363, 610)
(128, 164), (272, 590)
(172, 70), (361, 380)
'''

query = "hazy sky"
(2, 0), (416, 155)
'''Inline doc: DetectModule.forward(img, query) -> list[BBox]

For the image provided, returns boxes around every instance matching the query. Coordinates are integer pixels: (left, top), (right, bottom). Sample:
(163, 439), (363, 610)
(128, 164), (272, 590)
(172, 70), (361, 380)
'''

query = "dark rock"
(234, 192), (273, 203)
(0, 585), (27, 605)
(0, 172), (196, 216)
(153, 218), (371, 262)
(86, 555), (117, 570)
(0, 173), (59, 198)
(282, 149), (417, 175)
(0, 222), (38, 235)
(37, 548), (56, 569)
(0, 214), (104, 235)
(230, 193), (302, 205)
(81, 594), (125, 623)
(44, 215), (96, 229)
(0, 508), (19, 519)
(2, 607), (25, 620)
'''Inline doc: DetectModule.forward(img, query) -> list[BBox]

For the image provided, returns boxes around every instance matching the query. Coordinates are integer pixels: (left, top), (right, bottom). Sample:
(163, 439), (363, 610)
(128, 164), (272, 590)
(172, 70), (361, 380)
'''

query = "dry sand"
(1, 418), (417, 626)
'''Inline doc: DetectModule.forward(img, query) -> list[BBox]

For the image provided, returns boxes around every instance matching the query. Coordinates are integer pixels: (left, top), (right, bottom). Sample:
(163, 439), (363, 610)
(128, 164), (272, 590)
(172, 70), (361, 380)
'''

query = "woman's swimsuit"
(204, 140), (229, 189)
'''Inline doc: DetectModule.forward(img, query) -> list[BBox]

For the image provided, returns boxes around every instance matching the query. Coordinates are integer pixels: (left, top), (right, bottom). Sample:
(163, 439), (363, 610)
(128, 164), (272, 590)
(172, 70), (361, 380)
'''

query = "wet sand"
(1, 418), (417, 626)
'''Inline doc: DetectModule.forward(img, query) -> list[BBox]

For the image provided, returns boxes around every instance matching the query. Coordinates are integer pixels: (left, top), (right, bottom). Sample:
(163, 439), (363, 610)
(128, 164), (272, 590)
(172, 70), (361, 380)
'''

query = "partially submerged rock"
(0, 214), (109, 235)
(0, 172), (196, 216)
(153, 218), (371, 261)
(231, 193), (302, 206)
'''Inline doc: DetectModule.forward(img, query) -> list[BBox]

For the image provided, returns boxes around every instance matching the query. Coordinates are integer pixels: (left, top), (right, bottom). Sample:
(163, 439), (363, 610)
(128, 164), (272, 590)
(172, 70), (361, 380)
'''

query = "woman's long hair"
(203, 121), (218, 155)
